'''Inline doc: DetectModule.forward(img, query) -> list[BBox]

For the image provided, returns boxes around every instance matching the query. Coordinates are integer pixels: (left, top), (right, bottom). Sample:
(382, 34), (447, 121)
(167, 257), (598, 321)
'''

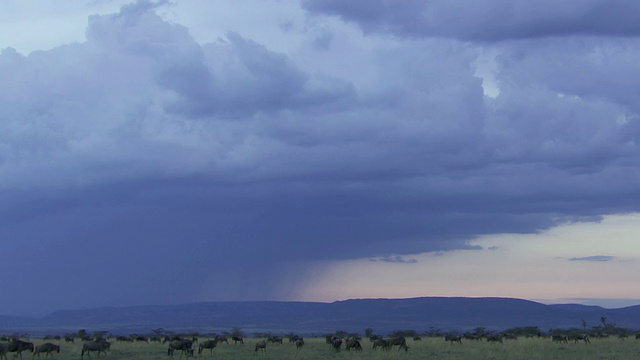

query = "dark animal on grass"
(486, 335), (503, 344)
(571, 334), (590, 344)
(345, 339), (362, 352)
(552, 335), (568, 344)
(413, 336), (422, 341)
(81, 340), (111, 359)
(331, 338), (343, 352)
(33, 343), (60, 358)
(135, 336), (150, 343)
(254, 341), (267, 354)
(372, 338), (389, 351)
(64, 337), (75, 343)
(389, 336), (409, 352)
(163, 336), (182, 344)
(267, 336), (283, 344)
(7, 340), (34, 360)
(294, 339), (304, 350)
(288, 335), (302, 343)
(168, 339), (194, 358)
(464, 333), (482, 341)
(198, 340), (217, 356)
(214, 336), (228, 344)
(231, 336), (244, 345)
(445, 334), (463, 344)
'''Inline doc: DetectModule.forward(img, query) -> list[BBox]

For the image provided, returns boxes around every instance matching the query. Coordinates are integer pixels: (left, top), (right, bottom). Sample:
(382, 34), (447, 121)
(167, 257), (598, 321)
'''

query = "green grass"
(17, 336), (640, 360)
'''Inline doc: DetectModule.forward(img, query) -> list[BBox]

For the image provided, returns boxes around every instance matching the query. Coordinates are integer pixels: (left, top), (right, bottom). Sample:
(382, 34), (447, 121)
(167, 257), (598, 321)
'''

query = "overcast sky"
(3, 0), (640, 316)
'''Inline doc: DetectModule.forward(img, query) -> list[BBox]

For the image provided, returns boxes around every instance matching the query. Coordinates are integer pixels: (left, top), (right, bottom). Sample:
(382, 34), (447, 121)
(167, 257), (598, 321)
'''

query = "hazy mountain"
(1, 297), (638, 336)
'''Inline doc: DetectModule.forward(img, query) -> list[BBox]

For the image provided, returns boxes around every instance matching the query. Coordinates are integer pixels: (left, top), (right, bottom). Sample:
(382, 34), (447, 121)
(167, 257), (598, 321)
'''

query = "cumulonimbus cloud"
(302, 0), (640, 41)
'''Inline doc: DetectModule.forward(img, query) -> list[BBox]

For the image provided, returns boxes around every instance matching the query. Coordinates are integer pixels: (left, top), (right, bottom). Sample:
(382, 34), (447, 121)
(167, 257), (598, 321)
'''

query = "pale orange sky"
(295, 213), (640, 307)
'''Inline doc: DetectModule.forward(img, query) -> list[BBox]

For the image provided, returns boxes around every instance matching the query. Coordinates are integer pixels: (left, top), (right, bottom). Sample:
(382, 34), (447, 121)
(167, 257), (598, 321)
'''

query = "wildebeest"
(135, 336), (150, 343)
(81, 340), (111, 359)
(294, 338), (304, 350)
(389, 336), (409, 352)
(7, 340), (34, 360)
(231, 336), (244, 345)
(267, 336), (283, 344)
(198, 340), (217, 356)
(372, 338), (389, 351)
(168, 339), (194, 358)
(345, 339), (362, 352)
(570, 334), (590, 344)
(331, 338), (343, 352)
(33, 343), (60, 358)
(64, 337), (75, 343)
(116, 336), (133, 342)
(254, 340), (267, 354)
(552, 335), (568, 344)
(445, 334), (463, 344)
(214, 335), (228, 345)
(486, 334), (503, 344)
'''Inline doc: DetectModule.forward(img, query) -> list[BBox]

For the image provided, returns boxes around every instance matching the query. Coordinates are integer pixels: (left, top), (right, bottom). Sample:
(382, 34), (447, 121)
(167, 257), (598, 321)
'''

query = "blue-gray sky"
(3, 0), (640, 316)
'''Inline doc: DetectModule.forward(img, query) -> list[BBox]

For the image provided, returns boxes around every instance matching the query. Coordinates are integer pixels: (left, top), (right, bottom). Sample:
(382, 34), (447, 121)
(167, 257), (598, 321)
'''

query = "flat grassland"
(20, 336), (640, 360)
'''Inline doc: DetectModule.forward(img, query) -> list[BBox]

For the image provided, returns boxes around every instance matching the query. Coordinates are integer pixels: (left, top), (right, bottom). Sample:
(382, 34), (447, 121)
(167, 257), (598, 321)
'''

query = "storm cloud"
(302, 0), (640, 41)
(2, 0), (640, 315)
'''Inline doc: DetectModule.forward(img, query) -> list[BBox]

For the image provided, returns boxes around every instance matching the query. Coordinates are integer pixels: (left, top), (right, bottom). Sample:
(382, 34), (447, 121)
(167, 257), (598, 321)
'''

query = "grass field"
(13, 336), (640, 360)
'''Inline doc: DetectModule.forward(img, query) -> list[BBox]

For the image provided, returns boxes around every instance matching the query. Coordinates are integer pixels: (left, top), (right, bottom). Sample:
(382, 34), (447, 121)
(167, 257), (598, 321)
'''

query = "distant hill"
(1, 297), (638, 336)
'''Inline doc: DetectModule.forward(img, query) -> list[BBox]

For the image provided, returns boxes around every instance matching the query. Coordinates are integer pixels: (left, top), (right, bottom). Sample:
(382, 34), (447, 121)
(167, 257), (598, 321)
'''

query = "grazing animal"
(267, 336), (283, 344)
(214, 336), (228, 345)
(571, 334), (590, 344)
(33, 343), (60, 358)
(231, 336), (244, 345)
(552, 335), (568, 344)
(389, 336), (409, 352)
(254, 341), (267, 354)
(135, 336), (150, 343)
(81, 340), (111, 359)
(294, 338), (304, 350)
(168, 340), (194, 358)
(372, 338), (389, 351)
(198, 340), (217, 356)
(554, 335), (568, 343)
(331, 338), (343, 352)
(64, 337), (75, 343)
(445, 334), (463, 344)
(288, 335), (301, 343)
(345, 339), (362, 351)
(486, 335), (503, 344)
(7, 340), (34, 360)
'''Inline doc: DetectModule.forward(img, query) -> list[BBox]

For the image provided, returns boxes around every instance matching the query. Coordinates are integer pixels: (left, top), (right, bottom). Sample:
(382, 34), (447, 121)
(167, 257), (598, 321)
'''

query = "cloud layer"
(2, 0), (640, 314)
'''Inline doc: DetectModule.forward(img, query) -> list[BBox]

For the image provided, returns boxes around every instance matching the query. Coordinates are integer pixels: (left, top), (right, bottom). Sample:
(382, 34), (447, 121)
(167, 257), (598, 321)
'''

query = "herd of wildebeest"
(1, 327), (640, 358)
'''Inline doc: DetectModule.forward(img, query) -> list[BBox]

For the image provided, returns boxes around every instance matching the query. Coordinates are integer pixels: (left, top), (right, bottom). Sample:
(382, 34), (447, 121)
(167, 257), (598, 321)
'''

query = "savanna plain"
(14, 336), (640, 360)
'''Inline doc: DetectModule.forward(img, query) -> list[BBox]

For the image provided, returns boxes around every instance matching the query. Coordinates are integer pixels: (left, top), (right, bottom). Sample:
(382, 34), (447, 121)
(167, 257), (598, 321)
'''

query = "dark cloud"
(302, 0), (640, 41)
(3, 0), (640, 315)
(569, 255), (616, 262)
